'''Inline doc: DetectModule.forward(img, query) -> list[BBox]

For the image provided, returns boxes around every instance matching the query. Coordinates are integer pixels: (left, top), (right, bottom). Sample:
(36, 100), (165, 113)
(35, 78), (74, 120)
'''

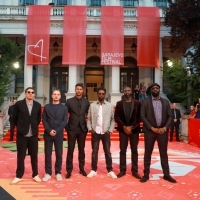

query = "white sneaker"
(42, 174), (51, 182)
(56, 174), (62, 181)
(108, 171), (117, 179)
(87, 170), (97, 178)
(33, 175), (42, 183)
(10, 177), (22, 185)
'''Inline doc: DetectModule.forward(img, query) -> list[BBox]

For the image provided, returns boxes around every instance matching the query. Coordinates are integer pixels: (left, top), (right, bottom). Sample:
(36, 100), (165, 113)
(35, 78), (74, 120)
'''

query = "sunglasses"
(26, 91), (35, 94)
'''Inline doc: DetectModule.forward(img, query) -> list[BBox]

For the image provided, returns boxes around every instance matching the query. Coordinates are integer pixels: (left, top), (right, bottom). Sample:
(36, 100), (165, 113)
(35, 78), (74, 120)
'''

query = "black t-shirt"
(125, 101), (132, 126)
(52, 104), (60, 117)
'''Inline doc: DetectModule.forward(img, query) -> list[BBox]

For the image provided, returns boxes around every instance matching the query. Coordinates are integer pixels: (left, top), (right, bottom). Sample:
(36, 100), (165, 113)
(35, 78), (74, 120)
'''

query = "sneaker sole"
(10, 180), (22, 185)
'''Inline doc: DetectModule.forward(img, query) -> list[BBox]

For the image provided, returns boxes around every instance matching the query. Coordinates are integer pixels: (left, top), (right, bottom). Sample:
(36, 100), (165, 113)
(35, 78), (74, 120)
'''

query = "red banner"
(137, 7), (160, 67)
(27, 6), (51, 65)
(101, 6), (124, 65)
(188, 118), (200, 148)
(62, 6), (86, 65)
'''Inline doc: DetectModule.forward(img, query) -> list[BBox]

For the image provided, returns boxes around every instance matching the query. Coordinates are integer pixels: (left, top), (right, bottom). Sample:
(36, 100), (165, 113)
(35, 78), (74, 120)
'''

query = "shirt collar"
(26, 100), (33, 106)
(152, 95), (161, 100)
(96, 100), (106, 104)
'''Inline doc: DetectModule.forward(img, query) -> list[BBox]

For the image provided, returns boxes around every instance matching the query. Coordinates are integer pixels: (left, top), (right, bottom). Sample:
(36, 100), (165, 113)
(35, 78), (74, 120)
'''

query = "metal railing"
(0, 6), (166, 18)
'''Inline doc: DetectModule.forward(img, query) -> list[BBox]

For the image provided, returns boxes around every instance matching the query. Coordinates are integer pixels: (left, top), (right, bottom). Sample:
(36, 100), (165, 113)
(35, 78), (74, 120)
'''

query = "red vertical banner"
(101, 6), (124, 65)
(62, 6), (86, 65)
(137, 7), (160, 67)
(27, 5), (51, 65)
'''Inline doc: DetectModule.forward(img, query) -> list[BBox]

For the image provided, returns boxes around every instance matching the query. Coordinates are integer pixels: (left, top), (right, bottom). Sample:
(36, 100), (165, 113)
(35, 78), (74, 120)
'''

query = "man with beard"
(65, 83), (90, 178)
(87, 88), (117, 178)
(114, 86), (141, 179)
(140, 83), (176, 183)
(42, 90), (68, 182)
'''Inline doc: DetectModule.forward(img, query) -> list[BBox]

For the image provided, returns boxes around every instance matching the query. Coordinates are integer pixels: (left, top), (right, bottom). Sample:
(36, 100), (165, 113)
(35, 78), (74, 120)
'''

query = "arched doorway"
(85, 56), (104, 102)
(120, 57), (139, 92)
(50, 56), (68, 103)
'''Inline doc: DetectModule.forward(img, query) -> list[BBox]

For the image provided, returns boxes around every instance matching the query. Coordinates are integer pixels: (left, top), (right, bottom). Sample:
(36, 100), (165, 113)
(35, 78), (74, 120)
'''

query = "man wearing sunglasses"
(11, 87), (42, 184)
(140, 83), (176, 183)
(87, 88), (117, 178)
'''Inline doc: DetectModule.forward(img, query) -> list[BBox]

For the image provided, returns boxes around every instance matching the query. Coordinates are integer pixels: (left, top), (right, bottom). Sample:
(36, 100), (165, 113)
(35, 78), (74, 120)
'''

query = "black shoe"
(65, 172), (71, 179)
(163, 175), (177, 183)
(176, 139), (180, 142)
(117, 172), (126, 178)
(132, 172), (141, 179)
(9, 139), (13, 141)
(79, 170), (87, 176)
(140, 176), (149, 183)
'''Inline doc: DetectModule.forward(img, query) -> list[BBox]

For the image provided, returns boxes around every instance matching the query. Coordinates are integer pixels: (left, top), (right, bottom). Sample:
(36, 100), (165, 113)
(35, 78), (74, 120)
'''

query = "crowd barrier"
(188, 118), (200, 148)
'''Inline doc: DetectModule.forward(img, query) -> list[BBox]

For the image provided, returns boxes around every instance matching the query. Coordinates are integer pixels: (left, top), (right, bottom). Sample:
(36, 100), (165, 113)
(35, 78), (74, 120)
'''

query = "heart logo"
(27, 39), (47, 61)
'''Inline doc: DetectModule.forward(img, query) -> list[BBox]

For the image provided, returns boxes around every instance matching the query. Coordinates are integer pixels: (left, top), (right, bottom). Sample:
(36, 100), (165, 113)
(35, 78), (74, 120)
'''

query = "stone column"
(24, 37), (33, 89)
(67, 65), (77, 99)
(110, 66), (121, 105)
(154, 38), (163, 92)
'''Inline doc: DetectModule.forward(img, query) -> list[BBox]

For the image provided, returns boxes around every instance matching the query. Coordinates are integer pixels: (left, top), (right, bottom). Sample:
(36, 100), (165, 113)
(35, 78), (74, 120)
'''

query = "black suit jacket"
(8, 105), (15, 122)
(12, 99), (41, 136)
(42, 103), (68, 135)
(140, 97), (173, 133)
(66, 96), (90, 132)
(114, 99), (141, 133)
(171, 108), (181, 124)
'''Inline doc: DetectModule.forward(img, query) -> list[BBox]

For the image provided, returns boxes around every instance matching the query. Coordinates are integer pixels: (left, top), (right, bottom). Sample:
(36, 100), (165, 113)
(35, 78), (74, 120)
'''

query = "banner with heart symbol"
(62, 6), (86, 65)
(27, 5), (51, 65)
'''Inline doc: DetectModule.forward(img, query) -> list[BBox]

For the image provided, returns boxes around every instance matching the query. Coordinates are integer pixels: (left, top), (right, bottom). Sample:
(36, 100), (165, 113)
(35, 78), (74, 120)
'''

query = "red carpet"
(0, 140), (200, 200)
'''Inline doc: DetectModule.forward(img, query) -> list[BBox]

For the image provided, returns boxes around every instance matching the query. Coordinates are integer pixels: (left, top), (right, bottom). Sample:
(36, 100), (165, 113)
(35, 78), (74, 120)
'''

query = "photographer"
(195, 98), (200, 119)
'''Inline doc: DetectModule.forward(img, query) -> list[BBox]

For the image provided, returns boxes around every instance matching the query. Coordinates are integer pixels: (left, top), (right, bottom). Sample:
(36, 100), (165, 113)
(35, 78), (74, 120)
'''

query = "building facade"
(0, 0), (181, 105)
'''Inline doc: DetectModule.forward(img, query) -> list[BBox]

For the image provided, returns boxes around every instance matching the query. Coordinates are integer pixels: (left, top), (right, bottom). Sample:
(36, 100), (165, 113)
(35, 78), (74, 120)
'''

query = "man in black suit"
(140, 83), (176, 183)
(42, 90), (68, 182)
(114, 86), (141, 179)
(8, 99), (17, 141)
(169, 103), (181, 142)
(11, 87), (42, 185)
(65, 83), (90, 178)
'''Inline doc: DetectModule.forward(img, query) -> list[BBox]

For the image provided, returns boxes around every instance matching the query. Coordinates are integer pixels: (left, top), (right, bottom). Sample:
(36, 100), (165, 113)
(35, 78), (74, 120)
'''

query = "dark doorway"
(50, 56), (68, 103)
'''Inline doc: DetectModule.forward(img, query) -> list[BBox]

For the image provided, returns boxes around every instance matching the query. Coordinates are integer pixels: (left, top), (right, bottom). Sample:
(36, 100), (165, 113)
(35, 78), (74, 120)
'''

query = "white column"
(36, 66), (44, 96)
(110, 66), (121, 105)
(24, 37), (33, 89)
(67, 65), (77, 99)
(111, 66), (120, 93)
(154, 38), (163, 92)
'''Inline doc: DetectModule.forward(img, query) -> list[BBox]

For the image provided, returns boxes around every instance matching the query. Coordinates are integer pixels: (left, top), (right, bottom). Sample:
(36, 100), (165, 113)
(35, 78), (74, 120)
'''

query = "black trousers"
(9, 119), (15, 140)
(44, 133), (63, 175)
(119, 131), (139, 173)
(170, 122), (180, 141)
(66, 126), (87, 173)
(143, 131), (170, 177)
(16, 135), (38, 178)
(91, 133), (112, 172)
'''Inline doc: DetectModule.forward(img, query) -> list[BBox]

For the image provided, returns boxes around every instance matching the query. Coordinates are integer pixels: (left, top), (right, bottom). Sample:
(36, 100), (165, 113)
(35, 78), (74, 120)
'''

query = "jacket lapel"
(149, 98), (157, 125)
(129, 99), (134, 119)
(123, 101), (127, 117)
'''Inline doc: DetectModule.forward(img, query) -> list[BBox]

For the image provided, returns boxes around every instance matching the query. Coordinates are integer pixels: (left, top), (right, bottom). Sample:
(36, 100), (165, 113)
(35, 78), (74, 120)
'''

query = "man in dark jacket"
(42, 90), (68, 182)
(11, 87), (42, 185)
(65, 83), (90, 179)
(140, 83), (176, 183)
(114, 86), (141, 179)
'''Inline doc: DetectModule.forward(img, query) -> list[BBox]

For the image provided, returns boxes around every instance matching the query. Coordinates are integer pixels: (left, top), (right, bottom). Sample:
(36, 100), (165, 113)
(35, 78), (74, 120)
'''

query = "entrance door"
(85, 68), (104, 102)
(50, 67), (68, 103)
(120, 68), (139, 92)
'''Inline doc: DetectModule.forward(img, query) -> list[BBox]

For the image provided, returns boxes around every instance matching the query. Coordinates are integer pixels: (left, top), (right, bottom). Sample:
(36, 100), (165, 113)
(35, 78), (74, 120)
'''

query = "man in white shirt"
(87, 88), (117, 178)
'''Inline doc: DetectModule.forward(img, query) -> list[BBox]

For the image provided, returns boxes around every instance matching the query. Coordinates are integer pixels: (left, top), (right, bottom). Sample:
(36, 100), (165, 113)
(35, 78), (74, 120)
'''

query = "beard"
(124, 94), (132, 99)
(151, 91), (159, 97)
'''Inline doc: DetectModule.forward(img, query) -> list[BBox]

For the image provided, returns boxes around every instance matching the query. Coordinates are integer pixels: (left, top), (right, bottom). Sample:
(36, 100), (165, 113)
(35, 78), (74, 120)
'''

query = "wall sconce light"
(131, 38), (137, 52)
(92, 38), (98, 52)
(15, 37), (20, 46)
(53, 37), (59, 52)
